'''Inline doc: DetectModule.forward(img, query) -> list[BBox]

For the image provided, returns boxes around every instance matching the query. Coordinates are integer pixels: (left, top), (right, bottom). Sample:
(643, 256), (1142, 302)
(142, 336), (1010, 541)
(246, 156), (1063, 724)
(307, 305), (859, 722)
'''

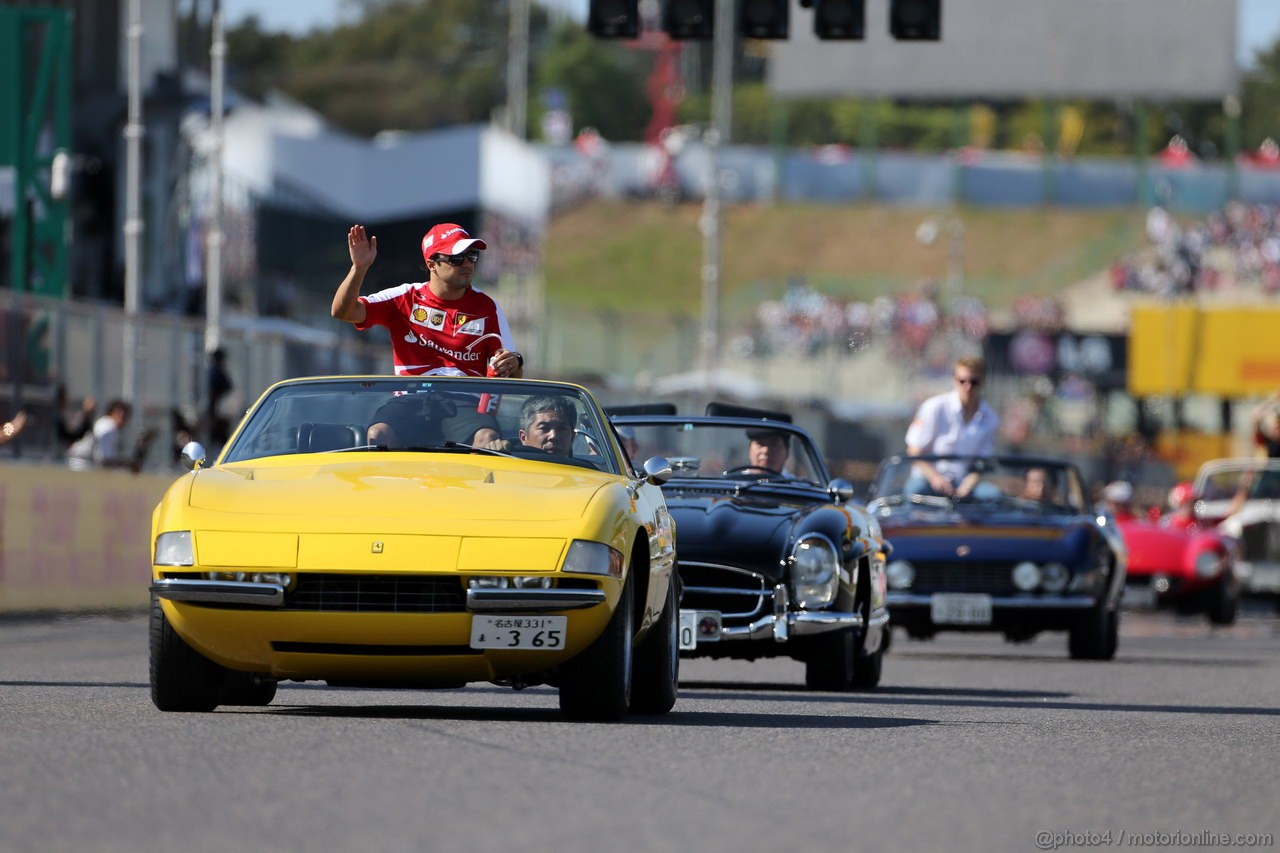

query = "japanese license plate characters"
(470, 615), (567, 650)
(930, 593), (993, 625)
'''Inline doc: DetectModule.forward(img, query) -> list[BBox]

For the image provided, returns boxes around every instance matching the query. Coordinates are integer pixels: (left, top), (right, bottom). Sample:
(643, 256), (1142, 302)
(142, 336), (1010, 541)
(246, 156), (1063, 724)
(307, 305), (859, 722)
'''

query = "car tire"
(805, 627), (855, 691)
(1205, 575), (1239, 626)
(559, 575), (634, 722)
(220, 671), (278, 706)
(1068, 604), (1118, 661)
(630, 576), (679, 715)
(149, 595), (224, 712)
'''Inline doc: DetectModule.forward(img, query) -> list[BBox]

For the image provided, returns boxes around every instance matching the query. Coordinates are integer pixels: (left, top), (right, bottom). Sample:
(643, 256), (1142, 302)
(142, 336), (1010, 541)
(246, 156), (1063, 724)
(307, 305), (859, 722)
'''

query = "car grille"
(284, 574), (467, 613)
(911, 562), (1017, 594)
(679, 562), (769, 626)
(1240, 521), (1280, 562)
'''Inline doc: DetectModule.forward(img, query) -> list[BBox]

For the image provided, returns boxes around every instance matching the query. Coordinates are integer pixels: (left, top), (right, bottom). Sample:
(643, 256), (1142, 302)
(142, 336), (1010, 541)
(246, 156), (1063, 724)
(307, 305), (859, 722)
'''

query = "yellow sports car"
(149, 376), (678, 721)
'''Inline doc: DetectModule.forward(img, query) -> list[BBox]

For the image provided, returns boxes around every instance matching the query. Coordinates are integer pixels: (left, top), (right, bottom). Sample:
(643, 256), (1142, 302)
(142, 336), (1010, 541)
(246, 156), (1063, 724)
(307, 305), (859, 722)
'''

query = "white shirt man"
(67, 401), (132, 471)
(905, 358), (999, 497)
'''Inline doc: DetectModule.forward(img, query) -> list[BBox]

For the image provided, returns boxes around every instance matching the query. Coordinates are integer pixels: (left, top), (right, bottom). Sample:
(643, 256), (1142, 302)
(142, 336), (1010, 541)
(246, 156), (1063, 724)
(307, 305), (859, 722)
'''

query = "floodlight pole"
(506, 0), (529, 139)
(700, 0), (734, 392)
(123, 0), (143, 406)
(205, 0), (226, 356)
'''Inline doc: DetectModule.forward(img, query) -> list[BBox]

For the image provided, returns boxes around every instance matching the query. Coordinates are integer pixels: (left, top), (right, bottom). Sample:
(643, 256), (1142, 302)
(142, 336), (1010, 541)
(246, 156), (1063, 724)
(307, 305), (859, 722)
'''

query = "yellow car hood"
(189, 458), (608, 523)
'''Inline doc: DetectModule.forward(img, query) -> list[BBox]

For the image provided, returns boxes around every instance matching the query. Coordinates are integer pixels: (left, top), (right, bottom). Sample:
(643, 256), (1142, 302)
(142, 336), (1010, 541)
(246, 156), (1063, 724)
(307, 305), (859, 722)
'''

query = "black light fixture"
(663, 0), (714, 40)
(889, 0), (941, 40)
(739, 0), (789, 40)
(813, 0), (864, 40)
(587, 0), (641, 38)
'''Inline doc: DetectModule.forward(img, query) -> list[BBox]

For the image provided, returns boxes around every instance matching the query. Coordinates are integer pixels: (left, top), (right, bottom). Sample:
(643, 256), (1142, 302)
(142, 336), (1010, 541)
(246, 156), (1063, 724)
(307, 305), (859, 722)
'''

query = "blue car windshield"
(870, 456), (1085, 514)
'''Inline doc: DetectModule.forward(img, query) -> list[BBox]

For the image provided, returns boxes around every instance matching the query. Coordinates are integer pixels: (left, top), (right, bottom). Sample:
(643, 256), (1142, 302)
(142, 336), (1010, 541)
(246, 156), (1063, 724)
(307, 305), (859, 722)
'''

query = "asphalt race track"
(2, 604), (1277, 853)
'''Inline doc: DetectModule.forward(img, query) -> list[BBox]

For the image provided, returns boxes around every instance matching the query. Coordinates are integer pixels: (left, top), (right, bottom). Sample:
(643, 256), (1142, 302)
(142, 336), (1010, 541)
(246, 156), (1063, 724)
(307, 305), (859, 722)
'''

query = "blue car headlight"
(886, 559), (915, 590)
(154, 531), (194, 566)
(790, 535), (840, 609)
(1041, 562), (1070, 593)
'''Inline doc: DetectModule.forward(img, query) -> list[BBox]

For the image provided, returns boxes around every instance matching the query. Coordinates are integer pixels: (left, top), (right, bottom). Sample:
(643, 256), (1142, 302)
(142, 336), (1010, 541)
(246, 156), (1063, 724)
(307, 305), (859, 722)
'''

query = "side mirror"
(827, 478), (855, 502)
(181, 441), (207, 471)
(642, 456), (673, 485)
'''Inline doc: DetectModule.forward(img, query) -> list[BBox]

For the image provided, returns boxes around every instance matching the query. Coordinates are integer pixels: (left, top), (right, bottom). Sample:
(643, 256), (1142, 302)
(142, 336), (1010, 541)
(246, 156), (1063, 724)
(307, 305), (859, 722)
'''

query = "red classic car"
(1116, 518), (1239, 625)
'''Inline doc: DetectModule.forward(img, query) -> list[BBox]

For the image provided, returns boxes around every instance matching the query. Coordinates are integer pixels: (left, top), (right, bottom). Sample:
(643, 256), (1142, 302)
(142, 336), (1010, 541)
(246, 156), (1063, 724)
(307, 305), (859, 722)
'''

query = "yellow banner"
(1129, 304), (1280, 396)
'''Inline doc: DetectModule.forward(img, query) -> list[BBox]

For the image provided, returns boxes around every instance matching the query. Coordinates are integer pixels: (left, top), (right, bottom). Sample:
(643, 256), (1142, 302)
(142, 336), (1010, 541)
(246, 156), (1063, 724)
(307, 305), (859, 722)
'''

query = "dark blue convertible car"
(610, 404), (891, 690)
(868, 454), (1127, 660)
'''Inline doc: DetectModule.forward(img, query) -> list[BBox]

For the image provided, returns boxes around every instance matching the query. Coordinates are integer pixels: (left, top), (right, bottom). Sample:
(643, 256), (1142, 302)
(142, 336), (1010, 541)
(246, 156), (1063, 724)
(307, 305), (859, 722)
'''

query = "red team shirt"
(356, 283), (515, 376)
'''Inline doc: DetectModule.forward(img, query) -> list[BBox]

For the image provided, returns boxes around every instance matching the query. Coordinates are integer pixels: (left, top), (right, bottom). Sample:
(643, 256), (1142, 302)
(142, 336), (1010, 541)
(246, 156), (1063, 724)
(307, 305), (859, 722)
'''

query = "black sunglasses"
(433, 249), (481, 266)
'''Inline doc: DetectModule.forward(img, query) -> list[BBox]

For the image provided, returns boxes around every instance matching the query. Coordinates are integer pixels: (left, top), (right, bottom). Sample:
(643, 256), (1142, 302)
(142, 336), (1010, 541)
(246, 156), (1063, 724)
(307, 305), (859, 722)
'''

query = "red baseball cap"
(421, 223), (487, 264)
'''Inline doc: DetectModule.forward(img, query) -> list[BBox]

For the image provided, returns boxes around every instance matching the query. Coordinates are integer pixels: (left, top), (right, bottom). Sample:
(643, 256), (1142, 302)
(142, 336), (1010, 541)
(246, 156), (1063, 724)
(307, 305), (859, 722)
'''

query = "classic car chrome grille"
(284, 575), (467, 613)
(911, 562), (1018, 594)
(679, 562), (769, 624)
(1241, 521), (1280, 562)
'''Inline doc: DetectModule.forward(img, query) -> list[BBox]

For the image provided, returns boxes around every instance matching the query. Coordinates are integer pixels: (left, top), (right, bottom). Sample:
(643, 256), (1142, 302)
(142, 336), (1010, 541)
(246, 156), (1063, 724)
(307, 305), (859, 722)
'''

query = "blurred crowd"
(1110, 202), (1280, 297)
(732, 279), (990, 364)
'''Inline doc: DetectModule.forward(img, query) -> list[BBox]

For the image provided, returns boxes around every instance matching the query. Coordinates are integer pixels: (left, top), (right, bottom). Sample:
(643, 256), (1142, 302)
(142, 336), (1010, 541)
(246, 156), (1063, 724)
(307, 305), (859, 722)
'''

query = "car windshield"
(221, 377), (621, 474)
(614, 420), (828, 485)
(870, 456), (1085, 514)
(1198, 464), (1280, 501)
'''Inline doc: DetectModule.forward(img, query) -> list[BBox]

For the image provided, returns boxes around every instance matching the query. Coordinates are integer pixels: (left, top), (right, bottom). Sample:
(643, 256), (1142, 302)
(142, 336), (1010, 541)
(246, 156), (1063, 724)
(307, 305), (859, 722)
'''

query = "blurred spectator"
(67, 399), (156, 472)
(171, 407), (198, 466)
(1100, 480), (1136, 521)
(1, 410), (27, 445)
(1249, 391), (1280, 458)
(1111, 201), (1280, 298)
(206, 347), (233, 449)
(1161, 481), (1198, 531)
(54, 384), (95, 455)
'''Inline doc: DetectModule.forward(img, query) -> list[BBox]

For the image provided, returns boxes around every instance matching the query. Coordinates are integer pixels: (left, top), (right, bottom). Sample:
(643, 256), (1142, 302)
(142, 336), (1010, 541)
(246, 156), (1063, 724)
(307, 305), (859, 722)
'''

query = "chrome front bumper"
(687, 584), (875, 644)
(1237, 561), (1280, 594)
(152, 578), (285, 607)
(886, 592), (1097, 610)
(465, 588), (606, 612)
(151, 578), (606, 613)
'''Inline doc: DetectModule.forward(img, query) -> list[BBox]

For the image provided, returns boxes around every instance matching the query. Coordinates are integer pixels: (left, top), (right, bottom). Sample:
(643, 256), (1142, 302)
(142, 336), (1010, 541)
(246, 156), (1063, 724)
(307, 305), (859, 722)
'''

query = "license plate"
(1121, 585), (1157, 609)
(678, 609), (722, 650)
(470, 615), (567, 650)
(930, 593), (993, 625)
(679, 610), (698, 650)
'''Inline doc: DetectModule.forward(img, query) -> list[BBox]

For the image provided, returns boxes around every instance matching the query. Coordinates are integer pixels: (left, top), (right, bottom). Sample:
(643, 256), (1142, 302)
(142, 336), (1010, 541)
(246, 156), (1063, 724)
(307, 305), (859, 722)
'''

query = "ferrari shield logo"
(456, 315), (486, 336)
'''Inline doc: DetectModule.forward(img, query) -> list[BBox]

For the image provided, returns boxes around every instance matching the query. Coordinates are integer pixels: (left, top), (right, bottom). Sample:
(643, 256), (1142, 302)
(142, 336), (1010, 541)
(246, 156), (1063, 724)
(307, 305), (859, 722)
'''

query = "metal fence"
(0, 289), (384, 469)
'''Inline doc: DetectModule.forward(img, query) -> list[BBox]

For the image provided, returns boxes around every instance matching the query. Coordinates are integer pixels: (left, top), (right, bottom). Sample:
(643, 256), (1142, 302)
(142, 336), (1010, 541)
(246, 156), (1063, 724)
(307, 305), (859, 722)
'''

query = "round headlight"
(1194, 551), (1222, 578)
(1152, 574), (1171, 593)
(1040, 562), (1070, 593)
(1012, 561), (1041, 592)
(886, 560), (916, 590)
(791, 536), (840, 608)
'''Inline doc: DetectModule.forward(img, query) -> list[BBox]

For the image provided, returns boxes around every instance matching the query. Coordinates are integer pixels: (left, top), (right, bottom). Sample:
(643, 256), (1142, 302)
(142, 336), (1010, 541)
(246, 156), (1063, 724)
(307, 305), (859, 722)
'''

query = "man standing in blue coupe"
(904, 356), (1000, 499)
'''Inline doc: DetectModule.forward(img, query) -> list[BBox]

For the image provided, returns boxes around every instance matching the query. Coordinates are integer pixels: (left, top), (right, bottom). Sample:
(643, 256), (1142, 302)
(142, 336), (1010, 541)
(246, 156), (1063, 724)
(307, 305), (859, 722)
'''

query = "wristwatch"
(512, 352), (524, 368)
